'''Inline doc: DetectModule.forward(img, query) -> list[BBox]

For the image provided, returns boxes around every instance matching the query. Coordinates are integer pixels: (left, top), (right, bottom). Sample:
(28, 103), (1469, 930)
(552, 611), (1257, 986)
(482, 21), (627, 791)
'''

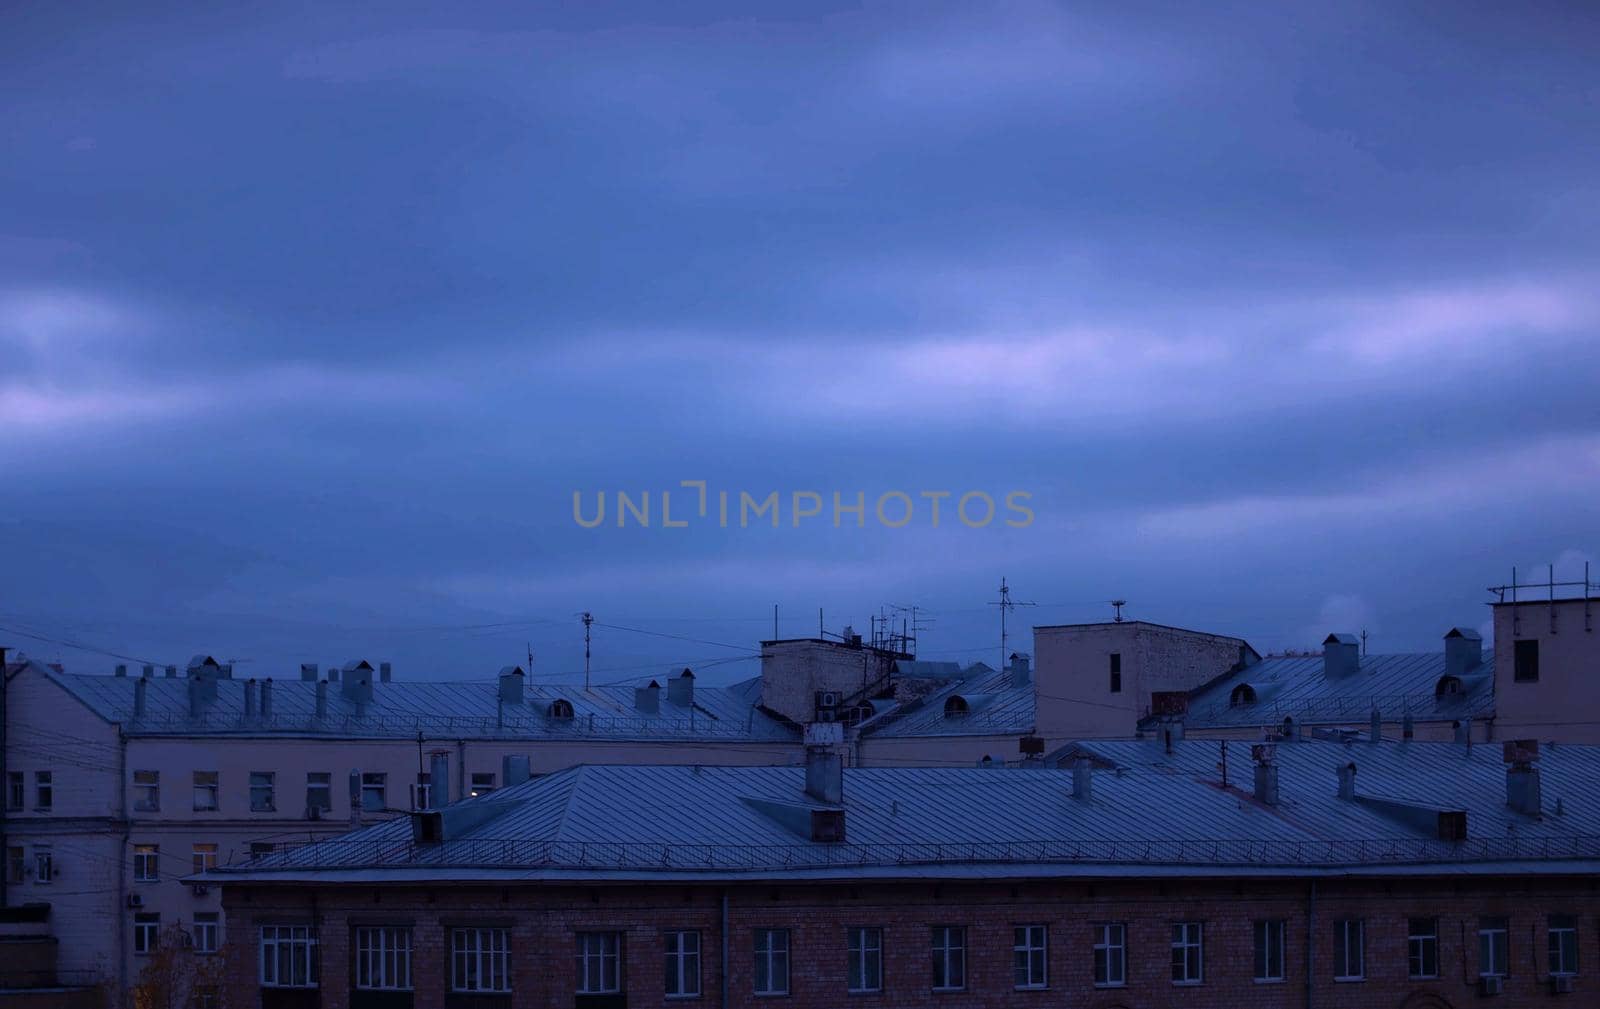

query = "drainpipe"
(720, 889), (730, 1009)
(456, 739), (466, 804)
(1305, 880), (1317, 1009)
(1, 645), (8, 910)
(118, 726), (130, 1005)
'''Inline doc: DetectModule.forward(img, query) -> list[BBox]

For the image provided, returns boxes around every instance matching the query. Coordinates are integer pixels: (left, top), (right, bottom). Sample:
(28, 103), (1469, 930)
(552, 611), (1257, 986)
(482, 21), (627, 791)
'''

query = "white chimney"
(1323, 634), (1360, 679)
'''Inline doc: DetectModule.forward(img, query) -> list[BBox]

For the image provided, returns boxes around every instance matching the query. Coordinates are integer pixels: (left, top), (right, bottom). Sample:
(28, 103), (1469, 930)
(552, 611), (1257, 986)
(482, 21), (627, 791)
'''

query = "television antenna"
(989, 577), (1035, 673)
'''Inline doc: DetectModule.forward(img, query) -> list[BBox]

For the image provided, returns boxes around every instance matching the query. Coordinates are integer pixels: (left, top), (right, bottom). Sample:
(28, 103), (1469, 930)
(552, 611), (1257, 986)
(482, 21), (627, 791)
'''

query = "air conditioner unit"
(1480, 975), (1503, 996)
(126, 893), (144, 908)
(815, 690), (840, 710)
(191, 883), (209, 897)
(1552, 975), (1575, 995)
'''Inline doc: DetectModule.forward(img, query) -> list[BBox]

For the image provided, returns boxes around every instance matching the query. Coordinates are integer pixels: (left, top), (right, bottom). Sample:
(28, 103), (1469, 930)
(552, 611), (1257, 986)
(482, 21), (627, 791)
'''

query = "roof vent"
(1504, 739), (1541, 817)
(164, 665), (177, 678)
(115, 664), (127, 677)
(1252, 744), (1278, 805)
(804, 722), (845, 805)
(243, 678), (258, 718)
(1336, 761), (1357, 801)
(300, 663), (318, 682)
(634, 680), (661, 714)
(133, 677), (147, 718)
(1322, 634), (1360, 680)
(315, 679), (328, 717)
(1444, 627), (1483, 678)
(1071, 757), (1093, 802)
(667, 667), (695, 707)
(260, 678), (273, 719)
(498, 666), (525, 706)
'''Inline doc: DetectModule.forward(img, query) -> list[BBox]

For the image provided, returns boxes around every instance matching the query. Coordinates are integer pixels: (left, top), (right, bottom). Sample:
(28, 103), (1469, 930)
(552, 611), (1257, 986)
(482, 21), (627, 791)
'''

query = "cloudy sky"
(3, 2), (1597, 684)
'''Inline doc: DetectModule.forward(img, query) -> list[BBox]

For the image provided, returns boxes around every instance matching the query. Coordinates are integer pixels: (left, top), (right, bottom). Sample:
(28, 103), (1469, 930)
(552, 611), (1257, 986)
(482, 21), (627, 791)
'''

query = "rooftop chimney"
(1009, 652), (1031, 688)
(315, 679), (328, 718)
(667, 667), (695, 707)
(1444, 627), (1484, 678)
(141, 664), (155, 679)
(498, 666), (525, 705)
(1504, 739), (1542, 817)
(1322, 634), (1360, 680)
(260, 678), (273, 719)
(300, 663), (318, 682)
(1454, 718), (1472, 745)
(803, 722), (845, 805)
(187, 678), (204, 718)
(187, 657), (220, 704)
(1369, 707), (1381, 743)
(1252, 744), (1279, 805)
(379, 661), (392, 683)
(634, 680), (661, 714)
(1402, 714), (1414, 740)
(429, 752), (450, 808)
(133, 677), (147, 718)
(1336, 761), (1357, 801)
(243, 678), (258, 718)
(340, 660), (373, 704)
(328, 666), (340, 683)
(502, 754), (531, 788)
(1071, 757), (1093, 801)
(115, 664), (127, 677)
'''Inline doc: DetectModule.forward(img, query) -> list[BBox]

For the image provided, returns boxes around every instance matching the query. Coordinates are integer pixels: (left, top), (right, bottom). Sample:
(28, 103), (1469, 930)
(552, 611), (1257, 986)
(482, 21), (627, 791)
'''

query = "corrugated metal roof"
(1181, 651), (1494, 728)
(48, 669), (797, 742)
(859, 663), (1034, 739)
(220, 738), (1600, 882)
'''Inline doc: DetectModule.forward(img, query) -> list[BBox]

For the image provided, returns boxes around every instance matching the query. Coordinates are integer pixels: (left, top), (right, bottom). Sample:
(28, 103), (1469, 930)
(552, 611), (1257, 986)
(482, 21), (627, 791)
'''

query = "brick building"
(209, 736), (1600, 1008)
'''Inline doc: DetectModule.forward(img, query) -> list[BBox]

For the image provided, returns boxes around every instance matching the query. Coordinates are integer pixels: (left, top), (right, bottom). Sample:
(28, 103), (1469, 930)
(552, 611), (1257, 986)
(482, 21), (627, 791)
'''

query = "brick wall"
(222, 874), (1600, 1008)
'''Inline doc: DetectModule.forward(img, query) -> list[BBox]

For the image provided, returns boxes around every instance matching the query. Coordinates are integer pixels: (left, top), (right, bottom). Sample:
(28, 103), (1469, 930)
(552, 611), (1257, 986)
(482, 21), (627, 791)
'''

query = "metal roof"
(213, 738), (1600, 883)
(47, 669), (797, 742)
(858, 663), (1035, 739)
(1180, 650), (1494, 729)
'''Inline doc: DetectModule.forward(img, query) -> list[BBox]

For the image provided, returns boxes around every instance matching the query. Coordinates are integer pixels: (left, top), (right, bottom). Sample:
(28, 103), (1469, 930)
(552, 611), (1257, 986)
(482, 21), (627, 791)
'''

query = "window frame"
(1109, 652), (1123, 693)
(664, 928), (701, 999)
(260, 924), (319, 988)
(1170, 921), (1204, 985)
(134, 913), (161, 955)
(1013, 924), (1047, 990)
(133, 844), (160, 882)
(360, 772), (387, 813)
(132, 769), (159, 812)
(193, 770), (219, 811)
(249, 771), (276, 813)
(1253, 919), (1286, 983)
(193, 912), (221, 955)
(931, 924), (966, 992)
(1549, 914), (1579, 977)
(1332, 918), (1365, 981)
(354, 925), (413, 991)
(6, 771), (22, 811)
(1478, 917), (1509, 978)
(576, 931), (623, 995)
(32, 845), (52, 884)
(1408, 917), (1439, 980)
(469, 772), (496, 797)
(306, 772), (332, 814)
(450, 926), (510, 993)
(192, 842), (218, 876)
(1513, 638), (1540, 682)
(847, 926), (883, 994)
(1093, 922), (1126, 988)
(35, 770), (53, 811)
(752, 927), (790, 996)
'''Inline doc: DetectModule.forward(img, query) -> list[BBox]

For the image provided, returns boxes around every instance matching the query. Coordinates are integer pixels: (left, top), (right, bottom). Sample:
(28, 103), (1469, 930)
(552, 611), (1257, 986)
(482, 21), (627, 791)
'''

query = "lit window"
(1093, 923), (1126, 987)
(1013, 924), (1047, 989)
(1254, 919), (1285, 982)
(753, 928), (789, 996)
(133, 770), (159, 812)
(355, 926), (412, 990)
(260, 924), (319, 988)
(361, 773), (386, 812)
(193, 913), (220, 955)
(1549, 915), (1579, 977)
(1333, 919), (1364, 980)
(35, 771), (53, 811)
(664, 929), (701, 998)
(193, 771), (219, 811)
(451, 927), (510, 993)
(1171, 922), (1203, 984)
(577, 932), (622, 995)
(932, 925), (965, 991)
(192, 843), (218, 876)
(134, 913), (160, 955)
(1408, 918), (1439, 979)
(470, 772), (496, 797)
(1479, 917), (1509, 978)
(249, 772), (275, 812)
(847, 927), (882, 994)
(305, 772), (332, 814)
(133, 844), (160, 882)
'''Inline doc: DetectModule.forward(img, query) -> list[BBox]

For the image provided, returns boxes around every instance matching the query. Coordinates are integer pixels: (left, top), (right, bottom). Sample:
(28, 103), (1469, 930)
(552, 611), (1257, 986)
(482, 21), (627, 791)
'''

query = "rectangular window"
(1093, 922), (1126, 987)
(1013, 924), (1047, 989)
(193, 913), (220, 955)
(134, 844), (160, 882)
(250, 842), (276, 859)
(1171, 922), (1203, 984)
(410, 774), (432, 811)
(193, 771), (219, 811)
(6, 771), (22, 810)
(1514, 639), (1540, 682)
(35, 770), (53, 810)
(1109, 652), (1122, 693)
(249, 772), (275, 812)
(932, 925), (965, 991)
(753, 928), (789, 996)
(577, 932), (622, 995)
(6, 846), (22, 884)
(1479, 917), (1509, 977)
(847, 926), (882, 994)
(1549, 915), (1578, 977)
(355, 926), (413, 990)
(32, 845), (52, 883)
(1333, 919), (1364, 980)
(469, 772), (496, 797)
(306, 772), (331, 814)
(134, 913), (160, 955)
(260, 924), (319, 988)
(451, 927), (510, 993)
(1254, 919), (1286, 982)
(361, 772), (386, 812)
(133, 770), (159, 812)
(664, 929), (701, 998)
(192, 843), (218, 876)
(1408, 918), (1439, 979)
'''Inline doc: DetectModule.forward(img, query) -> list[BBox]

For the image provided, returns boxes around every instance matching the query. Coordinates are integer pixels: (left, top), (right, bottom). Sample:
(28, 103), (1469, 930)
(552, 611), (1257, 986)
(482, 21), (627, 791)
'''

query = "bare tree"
(132, 923), (228, 1009)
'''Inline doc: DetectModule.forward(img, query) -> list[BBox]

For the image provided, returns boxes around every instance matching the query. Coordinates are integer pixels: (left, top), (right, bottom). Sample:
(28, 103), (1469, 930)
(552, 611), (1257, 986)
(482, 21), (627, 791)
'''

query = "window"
(1171, 922), (1203, 984)
(1514, 639), (1540, 682)
(753, 928), (789, 996)
(1333, 919), (1364, 980)
(250, 842), (276, 859)
(193, 771), (219, 811)
(1549, 915), (1578, 977)
(249, 772), (275, 812)
(32, 845), (52, 883)
(1408, 918), (1439, 979)
(193, 913), (220, 954)
(469, 772), (496, 797)
(410, 774), (432, 811)
(1254, 919), (1286, 982)
(134, 844), (160, 882)
(134, 913), (160, 955)
(1013, 924), (1047, 989)
(192, 842), (218, 875)
(6, 846), (22, 884)
(664, 929), (701, 998)
(451, 927), (510, 993)
(6, 772), (21, 810)
(355, 926), (412, 990)
(306, 772), (332, 814)
(1109, 652), (1122, 693)
(260, 924), (319, 988)
(1093, 922), (1126, 987)
(577, 932), (622, 995)
(133, 770), (159, 812)
(932, 925), (965, 991)
(847, 927), (882, 994)
(1479, 917), (1509, 977)
(35, 771), (53, 810)
(360, 772), (386, 812)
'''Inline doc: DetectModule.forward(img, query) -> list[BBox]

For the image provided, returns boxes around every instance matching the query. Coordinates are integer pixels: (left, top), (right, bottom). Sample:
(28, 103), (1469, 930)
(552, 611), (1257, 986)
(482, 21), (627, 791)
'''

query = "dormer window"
(943, 696), (970, 717)
(1229, 684), (1257, 707)
(548, 698), (575, 720)
(1436, 676), (1463, 697)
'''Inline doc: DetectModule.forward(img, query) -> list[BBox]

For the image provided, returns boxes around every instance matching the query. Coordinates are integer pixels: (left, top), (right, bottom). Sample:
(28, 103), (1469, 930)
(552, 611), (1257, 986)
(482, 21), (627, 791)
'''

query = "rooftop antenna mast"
(1111, 599), (1127, 623)
(990, 577), (1036, 673)
(580, 612), (594, 689)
